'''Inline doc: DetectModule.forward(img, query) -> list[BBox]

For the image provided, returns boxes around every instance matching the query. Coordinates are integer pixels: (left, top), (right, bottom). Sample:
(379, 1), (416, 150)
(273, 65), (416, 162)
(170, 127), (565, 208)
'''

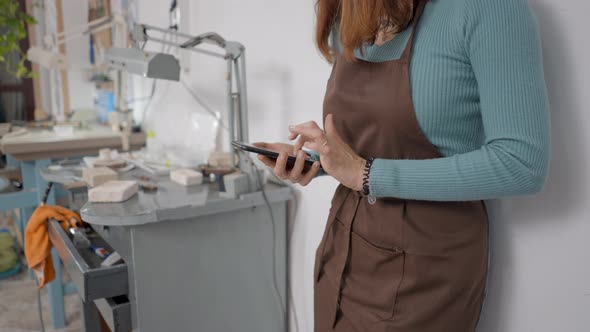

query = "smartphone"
(231, 140), (320, 172)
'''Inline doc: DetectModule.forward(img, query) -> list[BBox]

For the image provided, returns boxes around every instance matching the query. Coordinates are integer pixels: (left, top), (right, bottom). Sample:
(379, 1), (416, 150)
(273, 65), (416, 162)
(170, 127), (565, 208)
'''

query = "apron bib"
(313, 2), (489, 331)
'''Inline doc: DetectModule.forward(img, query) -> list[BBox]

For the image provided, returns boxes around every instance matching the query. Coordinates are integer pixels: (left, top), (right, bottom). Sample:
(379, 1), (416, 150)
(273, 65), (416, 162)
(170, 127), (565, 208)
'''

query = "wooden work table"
(0, 124), (145, 330)
(1, 125), (146, 161)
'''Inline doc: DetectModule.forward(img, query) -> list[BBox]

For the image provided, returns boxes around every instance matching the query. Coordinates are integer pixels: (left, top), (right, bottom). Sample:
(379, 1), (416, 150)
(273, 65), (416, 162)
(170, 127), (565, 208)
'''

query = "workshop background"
(1, 0), (588, 331)
(130, 0), (590, 331)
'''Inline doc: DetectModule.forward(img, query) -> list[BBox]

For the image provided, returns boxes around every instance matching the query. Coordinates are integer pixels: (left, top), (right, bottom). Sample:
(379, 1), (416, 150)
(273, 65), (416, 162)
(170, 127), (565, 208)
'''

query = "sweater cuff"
(305, 149), (327, 177)
(368, 158), (398, 197)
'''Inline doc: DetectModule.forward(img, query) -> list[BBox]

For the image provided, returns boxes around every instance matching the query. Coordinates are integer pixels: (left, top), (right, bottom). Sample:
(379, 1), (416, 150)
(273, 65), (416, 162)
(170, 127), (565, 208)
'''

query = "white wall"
(136, 1), (590, 331)
(478, 1), (590, 331)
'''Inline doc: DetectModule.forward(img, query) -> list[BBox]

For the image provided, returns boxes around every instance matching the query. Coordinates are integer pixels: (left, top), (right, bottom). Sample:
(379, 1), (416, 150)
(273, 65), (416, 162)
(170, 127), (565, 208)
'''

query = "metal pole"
(233, 52), (258, 190)
(115, 70), (123, 112)
(148, 37), (226, 59)
(233, 58), (242, 141)
(227, 59), (235, 157)
(238, 52), (249, 143)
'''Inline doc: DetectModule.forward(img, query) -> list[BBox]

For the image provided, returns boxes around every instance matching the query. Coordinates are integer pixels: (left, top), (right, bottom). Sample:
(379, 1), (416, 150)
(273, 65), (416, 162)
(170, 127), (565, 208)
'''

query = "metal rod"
(148, 37), (226, 59)
(233, 58), (243, 141)
(227, 59), (235, 156)
(57, 24), (113, 45)
(55, 16), (111, 40)
(141, 23), (226, 47)
(115, 70), (123, 111)
(238, 52), (249, 143)
(59, 23), (115, 45)
(140, 23), (196, 39)
(232, 93), (241, 142)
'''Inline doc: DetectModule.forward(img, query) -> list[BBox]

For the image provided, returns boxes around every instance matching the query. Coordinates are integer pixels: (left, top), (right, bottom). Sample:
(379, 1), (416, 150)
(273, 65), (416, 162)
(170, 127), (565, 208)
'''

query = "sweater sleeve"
(368, 0), (551, 201)
(306, 150), (328, 177)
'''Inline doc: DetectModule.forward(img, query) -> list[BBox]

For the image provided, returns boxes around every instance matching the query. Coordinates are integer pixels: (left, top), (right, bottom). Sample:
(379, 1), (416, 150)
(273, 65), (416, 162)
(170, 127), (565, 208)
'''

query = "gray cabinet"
(79, 179), (291, 332)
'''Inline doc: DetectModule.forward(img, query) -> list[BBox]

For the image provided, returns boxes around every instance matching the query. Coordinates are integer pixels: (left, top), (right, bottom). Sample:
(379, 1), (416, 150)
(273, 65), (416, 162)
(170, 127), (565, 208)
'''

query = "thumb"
(324, 114), (342, 141)
(324, 114), (339, 139)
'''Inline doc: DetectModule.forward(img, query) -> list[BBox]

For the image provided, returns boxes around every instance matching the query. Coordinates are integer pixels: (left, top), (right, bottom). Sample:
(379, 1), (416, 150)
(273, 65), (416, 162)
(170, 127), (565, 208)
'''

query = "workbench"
(0, 125), (146, 329)
(44, 166), (291, 332)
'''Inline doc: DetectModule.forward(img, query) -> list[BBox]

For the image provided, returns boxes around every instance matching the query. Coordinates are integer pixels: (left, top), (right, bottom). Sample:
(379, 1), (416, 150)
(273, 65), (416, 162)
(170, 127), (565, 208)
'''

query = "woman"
(256, 0), (550, 331)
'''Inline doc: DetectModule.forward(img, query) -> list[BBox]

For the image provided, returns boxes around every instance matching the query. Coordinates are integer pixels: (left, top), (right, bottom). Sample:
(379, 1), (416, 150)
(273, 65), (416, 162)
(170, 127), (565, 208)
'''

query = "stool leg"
(20, 161), (38, 280)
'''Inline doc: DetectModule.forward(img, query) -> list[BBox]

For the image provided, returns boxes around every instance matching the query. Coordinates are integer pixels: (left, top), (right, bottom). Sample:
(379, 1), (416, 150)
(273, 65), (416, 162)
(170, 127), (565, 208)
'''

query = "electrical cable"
(285, 181), (300, 332)
(137, 30), (172, 127)
(267, 167), (301, 332)
(137, 0), (182, 127)
(179, 79), (229, 131)
(41, 182), (54, 206)
(133, 6), (229, 131)
(244, 153), (286, 327)
(245, 153), (301, 332)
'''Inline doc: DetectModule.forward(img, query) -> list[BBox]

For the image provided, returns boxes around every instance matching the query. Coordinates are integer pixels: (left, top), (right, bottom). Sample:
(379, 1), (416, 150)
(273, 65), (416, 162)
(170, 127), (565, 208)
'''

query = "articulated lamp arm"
(118, 24), (256, 188)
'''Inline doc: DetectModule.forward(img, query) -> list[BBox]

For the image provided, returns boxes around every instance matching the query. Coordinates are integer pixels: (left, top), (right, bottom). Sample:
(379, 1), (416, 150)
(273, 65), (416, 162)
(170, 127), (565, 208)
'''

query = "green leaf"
(0, 0), (37, 78)
(25, 15), (36, 24)
(16, 65), (27, 78)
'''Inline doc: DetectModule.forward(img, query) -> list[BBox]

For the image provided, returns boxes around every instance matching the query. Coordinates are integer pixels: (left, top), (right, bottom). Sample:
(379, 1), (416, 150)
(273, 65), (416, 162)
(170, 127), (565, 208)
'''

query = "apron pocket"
(340, 224), (405, 322)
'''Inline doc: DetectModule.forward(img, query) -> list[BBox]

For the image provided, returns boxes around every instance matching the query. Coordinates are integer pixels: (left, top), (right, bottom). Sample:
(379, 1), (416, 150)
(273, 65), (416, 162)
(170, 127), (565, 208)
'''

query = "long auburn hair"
(316, 0), (417, 62)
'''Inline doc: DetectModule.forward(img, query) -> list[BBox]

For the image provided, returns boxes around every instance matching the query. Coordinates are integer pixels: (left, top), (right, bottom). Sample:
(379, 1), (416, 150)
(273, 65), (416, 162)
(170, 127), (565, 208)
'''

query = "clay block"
(83, 167), (117, 187)
(170, 169), (203, 186)
(220, 172), (249, 199)
(88, 180), (139, 203)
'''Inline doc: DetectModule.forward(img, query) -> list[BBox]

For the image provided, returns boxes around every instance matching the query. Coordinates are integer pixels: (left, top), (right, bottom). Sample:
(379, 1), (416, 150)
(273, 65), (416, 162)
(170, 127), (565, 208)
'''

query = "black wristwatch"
(361, 157), (375, 196)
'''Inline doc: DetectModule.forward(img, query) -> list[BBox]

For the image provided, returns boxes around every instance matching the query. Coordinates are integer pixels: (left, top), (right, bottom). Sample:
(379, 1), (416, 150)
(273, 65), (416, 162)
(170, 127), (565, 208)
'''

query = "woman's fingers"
(294, 136), (311, 152)
(273, 152), (289, 179)
(257, 155), (276, 168)
(289, 122), (325, 141)
(299, 162), (321, 186)
(288, 121), (327, 157)
(258, 150), (318, 186)
(288, 151), (307, 183)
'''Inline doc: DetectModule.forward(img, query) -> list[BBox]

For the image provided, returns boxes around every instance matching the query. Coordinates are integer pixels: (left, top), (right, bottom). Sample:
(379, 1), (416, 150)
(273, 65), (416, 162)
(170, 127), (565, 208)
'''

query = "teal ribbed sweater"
(312, 0), (551, 201)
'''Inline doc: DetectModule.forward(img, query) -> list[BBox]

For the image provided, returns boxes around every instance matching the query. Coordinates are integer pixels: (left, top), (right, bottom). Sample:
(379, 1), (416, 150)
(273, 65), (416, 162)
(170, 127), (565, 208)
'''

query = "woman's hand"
(288, 114), (366, 191)
(253, 142), (322, 186)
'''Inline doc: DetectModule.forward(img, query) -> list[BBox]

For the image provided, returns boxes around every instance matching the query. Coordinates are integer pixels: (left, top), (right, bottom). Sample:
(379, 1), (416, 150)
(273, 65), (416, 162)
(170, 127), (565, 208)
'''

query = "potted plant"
(0, 0), (36, 78)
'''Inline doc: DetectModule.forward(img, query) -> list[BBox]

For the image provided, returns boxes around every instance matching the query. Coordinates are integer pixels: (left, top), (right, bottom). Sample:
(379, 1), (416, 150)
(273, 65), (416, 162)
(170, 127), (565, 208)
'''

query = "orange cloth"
(24, 205), (82, 288)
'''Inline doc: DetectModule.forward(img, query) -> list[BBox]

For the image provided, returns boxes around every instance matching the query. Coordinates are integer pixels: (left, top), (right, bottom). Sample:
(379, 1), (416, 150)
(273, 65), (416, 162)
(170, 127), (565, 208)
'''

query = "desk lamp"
(27, 14), (139, 150)
(26, 15), (120, 70)
(105, 23), (260, 192)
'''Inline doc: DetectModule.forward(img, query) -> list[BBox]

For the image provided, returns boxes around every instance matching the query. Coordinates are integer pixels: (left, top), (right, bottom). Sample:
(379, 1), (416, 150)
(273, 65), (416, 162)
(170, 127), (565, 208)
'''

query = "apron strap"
(400, 0), (429, 62)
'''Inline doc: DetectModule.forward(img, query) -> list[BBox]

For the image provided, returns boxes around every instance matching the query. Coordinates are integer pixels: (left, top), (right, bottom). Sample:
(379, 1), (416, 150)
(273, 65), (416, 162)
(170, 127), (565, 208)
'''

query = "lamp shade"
(104, 48), (180, 81)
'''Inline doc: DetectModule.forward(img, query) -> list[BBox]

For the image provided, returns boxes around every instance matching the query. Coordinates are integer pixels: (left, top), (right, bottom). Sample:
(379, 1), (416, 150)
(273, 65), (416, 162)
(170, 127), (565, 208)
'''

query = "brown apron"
(314, 1), (489, 331)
